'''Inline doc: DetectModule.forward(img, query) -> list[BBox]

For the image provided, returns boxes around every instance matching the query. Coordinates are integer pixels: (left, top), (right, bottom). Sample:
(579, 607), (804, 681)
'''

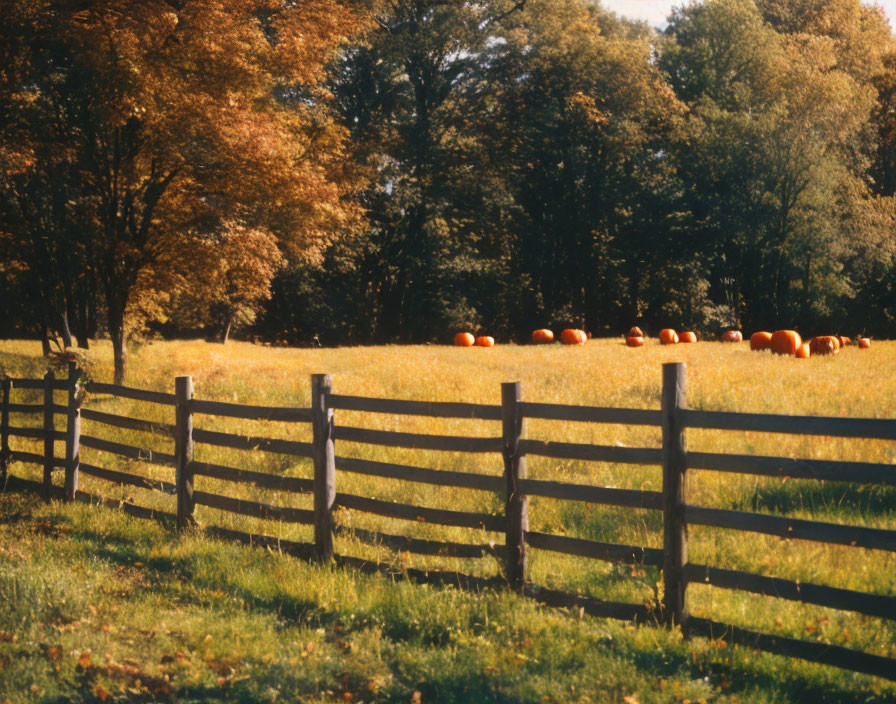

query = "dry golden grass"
(2, 336), (895, 664)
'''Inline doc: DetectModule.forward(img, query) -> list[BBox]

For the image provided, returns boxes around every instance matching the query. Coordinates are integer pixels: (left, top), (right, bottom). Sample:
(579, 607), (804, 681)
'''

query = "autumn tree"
(0, 0), (366, 381)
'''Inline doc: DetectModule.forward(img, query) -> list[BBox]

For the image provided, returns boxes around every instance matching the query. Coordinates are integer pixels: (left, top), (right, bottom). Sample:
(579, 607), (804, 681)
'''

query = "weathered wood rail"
(2, 362), (895, 682)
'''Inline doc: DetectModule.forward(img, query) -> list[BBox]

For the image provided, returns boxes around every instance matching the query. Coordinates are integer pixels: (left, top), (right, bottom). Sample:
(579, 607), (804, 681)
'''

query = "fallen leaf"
(77, 651), (91, 670)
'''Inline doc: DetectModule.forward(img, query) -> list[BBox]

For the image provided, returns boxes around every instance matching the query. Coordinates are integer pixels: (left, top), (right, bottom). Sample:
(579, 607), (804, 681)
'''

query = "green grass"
(1, 337), (895, 702)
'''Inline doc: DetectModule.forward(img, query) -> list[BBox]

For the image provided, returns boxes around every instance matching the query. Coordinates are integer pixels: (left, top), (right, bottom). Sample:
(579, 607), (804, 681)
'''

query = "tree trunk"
(108, 296), (127, 384)
(55, 305), (73, 349)
(40, 322), (52, 356)
(111, 327), (127, 385)
(221, 317), (232, 344)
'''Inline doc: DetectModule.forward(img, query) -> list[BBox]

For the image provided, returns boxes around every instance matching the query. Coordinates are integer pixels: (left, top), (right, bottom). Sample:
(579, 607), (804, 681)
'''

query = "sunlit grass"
(2, 337), (895, 700)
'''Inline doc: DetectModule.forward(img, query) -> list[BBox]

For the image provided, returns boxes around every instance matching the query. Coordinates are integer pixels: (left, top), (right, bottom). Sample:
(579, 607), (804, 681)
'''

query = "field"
(1, 337), (895, 703)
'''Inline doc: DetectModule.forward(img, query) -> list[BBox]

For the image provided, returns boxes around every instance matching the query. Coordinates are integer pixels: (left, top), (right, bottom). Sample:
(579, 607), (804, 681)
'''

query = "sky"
(601, 0), (896, 30)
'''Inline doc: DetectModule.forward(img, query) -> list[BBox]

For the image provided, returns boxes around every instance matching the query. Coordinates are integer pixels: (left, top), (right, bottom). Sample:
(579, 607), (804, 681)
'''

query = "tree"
(0, 0), (366, 382)
(481, 0), (684, 333)
(660, 0), (888, 330)
(329, 0), (528, 341)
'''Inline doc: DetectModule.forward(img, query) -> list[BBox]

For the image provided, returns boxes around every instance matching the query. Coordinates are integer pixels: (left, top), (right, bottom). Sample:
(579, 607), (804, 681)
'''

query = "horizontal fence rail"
(79, 462), (177, 495)
(685, 505), (896, 552)
(81, 408), (176, 437)
(192, 428), (314, 457)
(687, 451), (896, 486)
(521, 402), (662, 426)
(681, 408), (896, 440)
(85, 381), (176, 405)
(8, 378), (68, 390)
(684, 564), (896, 620)
(79, 434), (176, 467)
(334, 426), (503, 453)
(190, 398), (312, 422)
(2, 363), (895, 682)
(191, 460), (314, 494)
(335, 492), (504, 532)
(522, 439), (663, 464)
(517, 478), (663, 509)
(330, 394), (502, 420)
(334, 455), (503, 491)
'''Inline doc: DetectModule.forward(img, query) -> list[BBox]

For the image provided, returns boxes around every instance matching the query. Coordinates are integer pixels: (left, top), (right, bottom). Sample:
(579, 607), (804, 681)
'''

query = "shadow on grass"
(740, 481), (896, 519)
(3, 487), (895, 703)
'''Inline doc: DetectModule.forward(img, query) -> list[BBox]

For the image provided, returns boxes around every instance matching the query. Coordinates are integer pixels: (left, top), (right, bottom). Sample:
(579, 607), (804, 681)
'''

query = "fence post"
(43, 370), (55, 501)
(311, 374), (335, 562)
(64, 363), (81, 501)
(1, 377), (10, 487)
(175, 376), (195, 529)
(502, 381), (528, 588)
(662, 362), (688, 632)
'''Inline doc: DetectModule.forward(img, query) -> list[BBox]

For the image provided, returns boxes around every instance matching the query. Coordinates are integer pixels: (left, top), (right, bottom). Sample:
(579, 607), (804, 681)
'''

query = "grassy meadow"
(1, 336), (895, 702)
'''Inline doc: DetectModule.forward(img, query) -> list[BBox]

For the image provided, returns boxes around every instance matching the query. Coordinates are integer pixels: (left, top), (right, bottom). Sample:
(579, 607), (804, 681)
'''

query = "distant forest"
(3, 0), (896, 382)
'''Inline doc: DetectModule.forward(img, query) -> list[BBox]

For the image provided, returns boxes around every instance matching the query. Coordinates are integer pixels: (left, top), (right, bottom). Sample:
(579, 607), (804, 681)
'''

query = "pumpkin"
(454, 332), (475, 347)
(837, 335), (851, 347)
(531, 329), (554, 344)
(809, 335), (840, 354)
(809, 336), (839, 355)
(474, 335), (495, 347)
(859, 337), (871, 349)
(796, 342), (811, 359)
(560, 328), (587, 345)
(628, 326), (644, 338)
(750, 331), (773, 351)
(659, 329), (678, 345)
(679, 331), (698, 343)
(770, 330), (802, 356)
(626, 336), (644, 347)
(721, 330), (743, 342)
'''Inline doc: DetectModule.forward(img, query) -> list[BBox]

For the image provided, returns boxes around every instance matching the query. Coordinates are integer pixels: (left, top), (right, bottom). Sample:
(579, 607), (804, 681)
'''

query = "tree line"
(3, 0), (896, 382)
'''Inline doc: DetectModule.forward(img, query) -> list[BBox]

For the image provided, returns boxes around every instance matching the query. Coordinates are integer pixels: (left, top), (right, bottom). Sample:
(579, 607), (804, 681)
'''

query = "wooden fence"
(1, 362), (895, 681)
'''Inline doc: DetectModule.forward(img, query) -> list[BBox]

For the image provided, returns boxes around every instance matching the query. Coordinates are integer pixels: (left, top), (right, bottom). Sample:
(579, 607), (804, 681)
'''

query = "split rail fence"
(1, 362), (895, 681)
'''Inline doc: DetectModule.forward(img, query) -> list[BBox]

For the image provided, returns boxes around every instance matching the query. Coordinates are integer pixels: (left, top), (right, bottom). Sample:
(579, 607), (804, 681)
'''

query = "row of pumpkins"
(454, 327), (872, 353)
(454, 329), (590, 347)
(746, 330), (871, 356)
(629, 327), (872, 355)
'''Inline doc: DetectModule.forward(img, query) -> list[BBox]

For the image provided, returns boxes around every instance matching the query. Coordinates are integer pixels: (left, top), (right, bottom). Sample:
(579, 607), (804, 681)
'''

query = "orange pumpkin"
(721, 330), (743, 342)
(659, 329), (678, 345)
(859, 337), (871, 349)
(626, 336), (644, 347)
(474, 336), (495, 347)
(454, 332), (475, 347)
(809, 336), (839, 355)
(770, 330), (802, 356)
(628, 326), (644, 338)
(750, 331), (773, 351)
(796, 342), (811, 359)
(560, 328), (587, 345)
(531, 329), (554, 344)
(679, 331), (698, 343)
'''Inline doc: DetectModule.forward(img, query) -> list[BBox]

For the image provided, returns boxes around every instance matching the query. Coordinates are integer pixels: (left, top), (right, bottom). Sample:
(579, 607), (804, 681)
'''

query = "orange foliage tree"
(0, 0), (367, 382)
